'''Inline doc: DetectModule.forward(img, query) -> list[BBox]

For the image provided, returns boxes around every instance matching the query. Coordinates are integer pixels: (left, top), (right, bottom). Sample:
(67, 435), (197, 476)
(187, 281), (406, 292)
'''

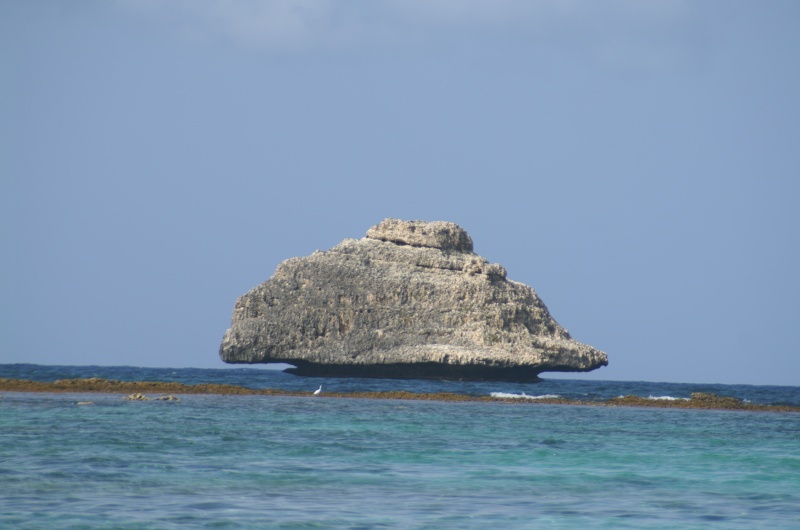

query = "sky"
(2, 1), (799, 386)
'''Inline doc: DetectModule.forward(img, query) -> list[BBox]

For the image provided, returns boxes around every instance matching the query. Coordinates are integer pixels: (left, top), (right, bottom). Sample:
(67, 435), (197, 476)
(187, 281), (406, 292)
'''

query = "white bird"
(313, 385), (322, 395)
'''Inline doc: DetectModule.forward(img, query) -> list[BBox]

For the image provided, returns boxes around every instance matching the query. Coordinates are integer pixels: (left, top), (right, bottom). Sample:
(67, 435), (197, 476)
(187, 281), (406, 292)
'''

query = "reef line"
(1, 377), (797, 412)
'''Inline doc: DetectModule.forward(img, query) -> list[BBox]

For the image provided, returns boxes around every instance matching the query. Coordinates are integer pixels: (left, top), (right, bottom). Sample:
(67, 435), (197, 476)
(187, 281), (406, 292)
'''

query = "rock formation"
(219, 219), (608, 381)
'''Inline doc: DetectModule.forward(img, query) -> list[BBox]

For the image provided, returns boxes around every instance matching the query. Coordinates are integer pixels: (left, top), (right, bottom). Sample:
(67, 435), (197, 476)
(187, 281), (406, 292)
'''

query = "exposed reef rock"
(219, 219), (608, 381)
(3, 379), (799, 413)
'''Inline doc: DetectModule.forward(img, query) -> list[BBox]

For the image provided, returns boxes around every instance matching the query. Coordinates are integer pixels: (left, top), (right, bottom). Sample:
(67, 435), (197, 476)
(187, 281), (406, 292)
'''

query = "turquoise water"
(2, 365), (799, 529)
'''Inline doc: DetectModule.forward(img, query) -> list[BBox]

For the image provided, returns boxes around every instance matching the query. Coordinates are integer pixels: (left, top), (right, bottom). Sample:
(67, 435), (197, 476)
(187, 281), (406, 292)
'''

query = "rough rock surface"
(219, 219), (608, 381)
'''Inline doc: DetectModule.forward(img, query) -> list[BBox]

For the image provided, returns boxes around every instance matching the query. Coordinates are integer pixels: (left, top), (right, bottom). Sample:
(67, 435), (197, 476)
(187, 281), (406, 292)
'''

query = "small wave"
(645, 395), (689, 401)
(490, 392), (561, 400)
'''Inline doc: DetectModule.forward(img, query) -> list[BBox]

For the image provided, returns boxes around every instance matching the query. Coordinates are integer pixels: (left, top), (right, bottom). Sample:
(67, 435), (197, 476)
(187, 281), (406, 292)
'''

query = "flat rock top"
(366, 219), (473, 252)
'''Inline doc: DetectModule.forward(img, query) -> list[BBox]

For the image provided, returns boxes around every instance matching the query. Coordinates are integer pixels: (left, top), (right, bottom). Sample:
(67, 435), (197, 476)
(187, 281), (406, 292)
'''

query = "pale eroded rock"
(219, 219), (608, 381)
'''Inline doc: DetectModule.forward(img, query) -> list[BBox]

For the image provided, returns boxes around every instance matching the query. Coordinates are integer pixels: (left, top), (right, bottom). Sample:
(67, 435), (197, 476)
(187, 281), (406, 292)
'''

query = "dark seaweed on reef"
(1, 378), (798, 412)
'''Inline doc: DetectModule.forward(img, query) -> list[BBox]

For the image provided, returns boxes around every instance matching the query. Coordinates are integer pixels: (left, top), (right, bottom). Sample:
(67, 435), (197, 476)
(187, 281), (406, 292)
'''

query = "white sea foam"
(645, 395), (689, 401)
(490, 392), (561, 400)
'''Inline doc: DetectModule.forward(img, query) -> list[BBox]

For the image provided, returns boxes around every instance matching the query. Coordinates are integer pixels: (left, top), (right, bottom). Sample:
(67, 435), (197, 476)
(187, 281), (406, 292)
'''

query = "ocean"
(1, 364), (799, 529)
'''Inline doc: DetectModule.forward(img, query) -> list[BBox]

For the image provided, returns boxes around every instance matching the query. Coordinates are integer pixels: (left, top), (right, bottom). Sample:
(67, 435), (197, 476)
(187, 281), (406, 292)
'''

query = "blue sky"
(2, 1), (799, 385)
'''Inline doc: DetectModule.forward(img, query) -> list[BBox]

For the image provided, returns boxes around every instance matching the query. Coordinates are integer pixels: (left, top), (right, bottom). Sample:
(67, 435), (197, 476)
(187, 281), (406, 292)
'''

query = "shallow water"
(1, 365), (799, 529)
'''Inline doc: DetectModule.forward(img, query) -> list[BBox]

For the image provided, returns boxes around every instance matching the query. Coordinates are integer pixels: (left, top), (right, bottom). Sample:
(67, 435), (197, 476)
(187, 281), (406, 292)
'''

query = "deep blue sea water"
(2, 364), (799, 529)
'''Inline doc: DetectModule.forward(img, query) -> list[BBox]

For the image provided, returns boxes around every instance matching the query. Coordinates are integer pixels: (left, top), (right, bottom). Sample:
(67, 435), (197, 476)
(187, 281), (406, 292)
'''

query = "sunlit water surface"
(1, 365), (799, 529)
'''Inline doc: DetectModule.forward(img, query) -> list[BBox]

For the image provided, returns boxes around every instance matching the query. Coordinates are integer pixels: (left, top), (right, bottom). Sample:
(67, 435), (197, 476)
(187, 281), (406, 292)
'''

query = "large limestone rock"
(219, 219), (608, 381)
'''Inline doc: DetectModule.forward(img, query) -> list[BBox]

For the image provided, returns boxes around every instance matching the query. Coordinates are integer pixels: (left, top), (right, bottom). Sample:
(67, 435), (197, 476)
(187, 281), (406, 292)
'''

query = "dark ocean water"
(2, 364), (799, 529)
